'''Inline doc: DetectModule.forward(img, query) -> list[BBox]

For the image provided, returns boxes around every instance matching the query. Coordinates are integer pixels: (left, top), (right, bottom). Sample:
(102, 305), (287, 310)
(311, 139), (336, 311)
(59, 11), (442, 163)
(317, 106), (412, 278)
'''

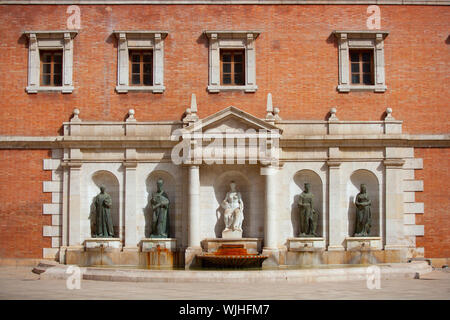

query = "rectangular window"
(129, 50), (153, 86)
(220, 49), (245, 86)
(349, 50), (374, 85)
(40, 50), (63, 87)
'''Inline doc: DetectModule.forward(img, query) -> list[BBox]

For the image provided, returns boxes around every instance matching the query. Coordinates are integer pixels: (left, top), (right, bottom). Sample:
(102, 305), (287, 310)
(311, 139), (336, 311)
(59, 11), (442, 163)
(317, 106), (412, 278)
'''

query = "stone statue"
(221, 181), (244, 237)
(298, 183), (319, 237)
(93, 185), (114, 238)
(150, 178), (170, 238)
(354, 184), (372, 237)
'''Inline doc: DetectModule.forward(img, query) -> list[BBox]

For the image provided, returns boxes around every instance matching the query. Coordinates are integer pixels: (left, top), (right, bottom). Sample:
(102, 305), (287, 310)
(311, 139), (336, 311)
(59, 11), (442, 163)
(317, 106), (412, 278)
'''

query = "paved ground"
(0, 266), (449, 300)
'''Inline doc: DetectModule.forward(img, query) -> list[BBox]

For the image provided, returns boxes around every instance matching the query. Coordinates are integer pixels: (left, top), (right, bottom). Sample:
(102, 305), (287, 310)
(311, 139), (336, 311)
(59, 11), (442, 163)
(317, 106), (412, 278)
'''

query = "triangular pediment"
(184, 106), (282, 133)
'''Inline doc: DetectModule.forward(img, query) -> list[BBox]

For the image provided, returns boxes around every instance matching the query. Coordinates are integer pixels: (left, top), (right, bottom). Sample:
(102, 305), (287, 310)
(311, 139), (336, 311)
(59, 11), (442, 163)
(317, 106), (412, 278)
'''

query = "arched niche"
(88, 170), (120, 238)
(290, 169), (324, 237)
(145, 171), (176, 238)
(347, 169), (380, 237)
(213, 170), (251, 238)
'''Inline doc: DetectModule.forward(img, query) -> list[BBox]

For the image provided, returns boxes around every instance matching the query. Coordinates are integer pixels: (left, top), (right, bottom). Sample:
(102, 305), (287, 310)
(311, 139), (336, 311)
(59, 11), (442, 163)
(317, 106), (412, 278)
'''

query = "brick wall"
(0, 150), (52, 258)
(415, 148), (450, 259)
(0, 5), (448, 135)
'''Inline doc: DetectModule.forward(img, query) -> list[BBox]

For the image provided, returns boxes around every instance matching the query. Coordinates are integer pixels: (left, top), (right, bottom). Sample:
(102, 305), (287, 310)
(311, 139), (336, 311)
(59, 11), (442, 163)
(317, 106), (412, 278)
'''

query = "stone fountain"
(197, 244), (268, 268)
(197, 181), (268, 268)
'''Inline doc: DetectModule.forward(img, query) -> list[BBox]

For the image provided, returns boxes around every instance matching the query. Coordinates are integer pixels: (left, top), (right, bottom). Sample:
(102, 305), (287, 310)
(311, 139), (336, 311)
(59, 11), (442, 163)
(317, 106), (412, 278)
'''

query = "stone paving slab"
(0, 264), (448, 300)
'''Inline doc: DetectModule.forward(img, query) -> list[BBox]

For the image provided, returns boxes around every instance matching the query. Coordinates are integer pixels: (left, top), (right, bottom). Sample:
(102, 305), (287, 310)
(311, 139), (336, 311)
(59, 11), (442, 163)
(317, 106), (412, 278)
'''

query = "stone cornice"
(1, 134), (449, 149)
(113, 30), (169, 39)
(2, 1), (449, 5)
(23, 30), (78, 39)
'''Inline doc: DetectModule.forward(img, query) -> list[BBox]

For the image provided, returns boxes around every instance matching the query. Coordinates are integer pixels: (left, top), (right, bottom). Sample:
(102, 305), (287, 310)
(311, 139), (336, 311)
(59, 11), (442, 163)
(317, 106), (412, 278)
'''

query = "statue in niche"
(221, 181), (244, 237)
(150, 178), (170, 238)
(354, 184), (372, 237)
(93, 185), (114, 238)
(297, 183), (319, 237)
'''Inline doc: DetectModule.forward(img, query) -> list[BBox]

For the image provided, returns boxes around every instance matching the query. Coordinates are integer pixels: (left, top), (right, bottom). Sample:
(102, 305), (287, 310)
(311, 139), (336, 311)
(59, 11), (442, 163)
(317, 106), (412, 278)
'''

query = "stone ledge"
(4, 1), (449, 5)
(36, 261), (432, 284)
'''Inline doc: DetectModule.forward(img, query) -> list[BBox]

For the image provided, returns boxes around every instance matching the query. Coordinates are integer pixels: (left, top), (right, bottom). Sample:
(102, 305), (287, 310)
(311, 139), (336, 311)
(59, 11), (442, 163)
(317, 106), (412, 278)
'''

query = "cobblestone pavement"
(0, 266), (448, 300)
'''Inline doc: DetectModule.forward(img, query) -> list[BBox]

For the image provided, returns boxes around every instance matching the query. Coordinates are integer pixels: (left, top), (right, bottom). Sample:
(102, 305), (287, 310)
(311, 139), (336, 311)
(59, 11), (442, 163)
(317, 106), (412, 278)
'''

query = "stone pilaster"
(185, 165), (202, 268)
(327, 160), (345, 251)
(384, 159), (407, 251)
(123, 161), (138, 250)
(67, 161), (82, 246)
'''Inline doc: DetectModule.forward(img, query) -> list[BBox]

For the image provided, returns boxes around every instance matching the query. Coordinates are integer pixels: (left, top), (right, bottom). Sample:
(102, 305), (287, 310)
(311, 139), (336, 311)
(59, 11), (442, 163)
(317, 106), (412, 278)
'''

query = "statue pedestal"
(202, 238), (262, 254)
(140, 238), (178, 268)
(140, 238), (177, 252)
(287, 237), (326, 252)
(222, 229), (242, 239)
(345, 237), (382, 251)
(84, 238), (122, 250)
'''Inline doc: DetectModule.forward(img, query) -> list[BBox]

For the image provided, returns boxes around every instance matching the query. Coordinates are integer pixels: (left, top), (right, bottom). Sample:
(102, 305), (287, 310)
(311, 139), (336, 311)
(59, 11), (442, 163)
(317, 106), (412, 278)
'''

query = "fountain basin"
(197, 244), (268, 268)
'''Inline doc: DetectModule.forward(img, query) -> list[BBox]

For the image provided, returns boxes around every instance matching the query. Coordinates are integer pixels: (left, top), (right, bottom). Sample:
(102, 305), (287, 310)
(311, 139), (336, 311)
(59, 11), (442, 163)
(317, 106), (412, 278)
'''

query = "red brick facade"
(0, 150), (52, 258)
(0, 3), (448, 260)
(415, 148), (450, 259)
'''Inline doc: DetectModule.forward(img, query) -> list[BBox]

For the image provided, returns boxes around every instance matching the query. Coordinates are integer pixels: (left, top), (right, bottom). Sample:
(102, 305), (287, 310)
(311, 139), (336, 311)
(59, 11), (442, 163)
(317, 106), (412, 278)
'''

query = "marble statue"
(150, 178), (170, 238)
(93, 185), (114, 238)
(221, 181), (244, 236)
(354, 184), (372, 237)
(298, 183), (319, 237)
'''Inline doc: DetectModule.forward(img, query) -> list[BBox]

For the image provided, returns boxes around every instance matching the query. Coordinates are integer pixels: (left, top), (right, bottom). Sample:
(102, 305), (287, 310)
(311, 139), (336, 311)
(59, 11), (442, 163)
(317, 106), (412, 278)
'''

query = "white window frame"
(113, 31), (167, 93)
(204, 31), (260, 93)
(333, 30), (389, 93)
(24, 30), (77, 94)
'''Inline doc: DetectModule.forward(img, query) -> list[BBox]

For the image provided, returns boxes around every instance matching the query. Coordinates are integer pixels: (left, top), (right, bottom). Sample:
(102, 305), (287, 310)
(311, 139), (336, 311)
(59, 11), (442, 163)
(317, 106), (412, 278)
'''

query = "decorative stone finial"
(127, 108), (136, 122)
(385, 107), (394, 120)
(183, 94), (199, 126)
(71, 108), (81, 122)
(273, 107), (281, 121)
(266, 93), (273, 112)
(329, 107), (338, 121)
(266, 93), (281, 122)
(190, 93), (197, 113)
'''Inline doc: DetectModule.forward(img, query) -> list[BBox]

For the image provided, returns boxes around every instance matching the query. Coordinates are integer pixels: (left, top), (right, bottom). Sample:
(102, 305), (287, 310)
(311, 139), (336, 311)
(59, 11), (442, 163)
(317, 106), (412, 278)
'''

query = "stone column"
(185, 165), (201, 268)
(384, 159), (407, 253)
(188, 165), (201, 247)
(264, 166), (278, 249)
(327, 160), (345, 251)
(261, 165), (280, 266)
(123, 161), (138, 249)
